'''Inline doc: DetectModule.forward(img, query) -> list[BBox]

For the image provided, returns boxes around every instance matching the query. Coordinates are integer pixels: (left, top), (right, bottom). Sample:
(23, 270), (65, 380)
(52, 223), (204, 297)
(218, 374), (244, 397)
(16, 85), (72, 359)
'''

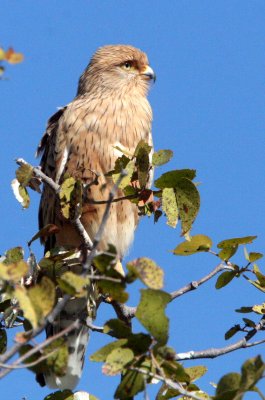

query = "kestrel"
(37, 45), (155, 389)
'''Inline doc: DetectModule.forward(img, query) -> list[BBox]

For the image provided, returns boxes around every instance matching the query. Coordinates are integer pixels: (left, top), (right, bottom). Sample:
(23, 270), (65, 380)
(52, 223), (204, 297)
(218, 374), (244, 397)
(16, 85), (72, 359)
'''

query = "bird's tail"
(44, 297), (90, 390)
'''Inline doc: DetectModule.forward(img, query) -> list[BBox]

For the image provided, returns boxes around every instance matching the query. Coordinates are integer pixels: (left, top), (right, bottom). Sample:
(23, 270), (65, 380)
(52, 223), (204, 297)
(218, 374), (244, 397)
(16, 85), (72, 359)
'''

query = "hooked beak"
(141, 65), (156, 82)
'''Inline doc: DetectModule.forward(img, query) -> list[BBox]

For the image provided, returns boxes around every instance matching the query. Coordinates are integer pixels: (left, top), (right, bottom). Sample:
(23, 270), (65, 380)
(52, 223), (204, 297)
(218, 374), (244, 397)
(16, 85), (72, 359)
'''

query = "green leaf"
(242, 318), (256, 328)
(15, 286), (38, 328)
(245, 277), (265, 293)
(173, 234), (212, 256)
(97, 280), (128, 303)
(217, 236), (257, 249)
(162, 359), (190, 383)
(127, 257), (164, 289)
(215, 271), (236, 289)
(0, 260), (28, 282)
(152, 150), (173, 166)
(58, 271), (89, 297)
(215, 373), (241, 399)
(15, 163), (33, 186)
(114, 369), (145, 399)
(45, 338), (69, 376)
(175, 178), (200, 235)
(4, 247), (24, 263)
(135, 140), (152, 187)
(102, 347), (134, 375)
(235, 307), (253, 313)
(126, 333), (152, 356)
(44, 391), (74, 400)
(225, 325), (241, 340)
(135, 289), (171, 345)
(0, 329), (7, 354)
(162, 187), (179, 228)
(156, 384), (180, 400)
(90, 339), (128, 362)
(155, 169), (196, 189)
(248, 252), (263, 263)
(218, 246), (238, 261)
(240, 355), (265, 391)
(185, 365), (208, 382)
(59, 177), (82, 219)
(103, 319), (131, 338)
(254, 270), (265, 287)
(15, 277), (55, 328)
(28, 277), (56, 320)
(112, 159), (135, 189)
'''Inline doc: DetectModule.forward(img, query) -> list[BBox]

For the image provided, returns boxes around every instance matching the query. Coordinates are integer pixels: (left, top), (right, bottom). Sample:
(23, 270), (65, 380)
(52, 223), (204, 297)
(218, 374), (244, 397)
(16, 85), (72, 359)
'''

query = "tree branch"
(129, 367), (204, 400)
(107, 263), (228, 322)
(170, 263), (226, 300)
(0, 319), (80, 379)
(176, 317), (265, 361)
(16, 158), (60, 193)
(83, 170), (127, 273)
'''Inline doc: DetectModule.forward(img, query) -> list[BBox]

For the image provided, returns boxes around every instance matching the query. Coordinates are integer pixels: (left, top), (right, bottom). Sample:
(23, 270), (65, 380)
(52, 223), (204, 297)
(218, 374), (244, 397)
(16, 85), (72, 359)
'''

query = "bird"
(37, 44), (155, 390)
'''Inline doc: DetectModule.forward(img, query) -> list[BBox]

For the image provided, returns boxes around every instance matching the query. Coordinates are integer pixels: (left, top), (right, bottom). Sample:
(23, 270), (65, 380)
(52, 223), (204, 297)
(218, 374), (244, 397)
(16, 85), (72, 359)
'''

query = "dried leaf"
(28, 224), (60, 247)
(5, 47), (24, 64)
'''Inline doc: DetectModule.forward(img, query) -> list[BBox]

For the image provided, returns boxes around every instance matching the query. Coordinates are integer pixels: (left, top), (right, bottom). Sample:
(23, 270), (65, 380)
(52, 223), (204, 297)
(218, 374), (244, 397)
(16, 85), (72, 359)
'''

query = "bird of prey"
(37, 44), (155, 390)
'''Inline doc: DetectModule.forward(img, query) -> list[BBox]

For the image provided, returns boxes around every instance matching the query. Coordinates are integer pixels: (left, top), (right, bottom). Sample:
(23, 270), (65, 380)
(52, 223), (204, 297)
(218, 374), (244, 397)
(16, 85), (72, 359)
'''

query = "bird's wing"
(37, 106), (68, 250)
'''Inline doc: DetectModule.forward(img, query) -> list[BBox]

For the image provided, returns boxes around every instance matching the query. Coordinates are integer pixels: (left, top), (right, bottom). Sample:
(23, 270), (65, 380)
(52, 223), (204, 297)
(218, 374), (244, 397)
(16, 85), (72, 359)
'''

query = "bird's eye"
(123, 61), (132, 70)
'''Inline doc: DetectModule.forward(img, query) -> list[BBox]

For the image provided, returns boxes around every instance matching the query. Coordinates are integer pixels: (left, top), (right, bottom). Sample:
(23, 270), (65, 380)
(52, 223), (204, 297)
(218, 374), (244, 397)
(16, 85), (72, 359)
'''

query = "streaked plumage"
(37, 44), (155, 389)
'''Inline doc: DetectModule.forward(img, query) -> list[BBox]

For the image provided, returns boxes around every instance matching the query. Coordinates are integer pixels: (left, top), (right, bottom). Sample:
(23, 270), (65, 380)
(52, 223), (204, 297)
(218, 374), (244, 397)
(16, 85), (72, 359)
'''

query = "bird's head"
(77, 45), (155, 97)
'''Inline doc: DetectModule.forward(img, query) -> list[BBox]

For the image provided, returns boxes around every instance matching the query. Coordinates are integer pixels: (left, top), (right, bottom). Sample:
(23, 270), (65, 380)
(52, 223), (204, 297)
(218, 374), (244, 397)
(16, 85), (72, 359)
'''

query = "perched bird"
(37, 44), (155, 390)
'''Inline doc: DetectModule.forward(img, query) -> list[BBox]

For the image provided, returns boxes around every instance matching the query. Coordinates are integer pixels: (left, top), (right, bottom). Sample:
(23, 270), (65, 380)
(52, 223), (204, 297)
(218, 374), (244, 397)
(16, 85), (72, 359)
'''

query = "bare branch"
(0, 319), (80, 379)
(176, 317), (265, 361)
(83, 170), (127, 273)
(0, 349), (58, 370)
(170, 263), (225, 300)
(107, 263), (227, 322)
(109, 300), (137, 325)
(73, 217), (93, 248)
(86, 318), (104, 333)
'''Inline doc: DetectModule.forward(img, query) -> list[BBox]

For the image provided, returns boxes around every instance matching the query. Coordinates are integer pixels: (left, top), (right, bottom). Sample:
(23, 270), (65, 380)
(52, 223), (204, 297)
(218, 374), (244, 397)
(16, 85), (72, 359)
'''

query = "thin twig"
(0, 349), (58, 370)
(176, 317), (265, 361)
(16, 158), (60, 193)
(83, 170), (127, 273)
(73, 218), (93, 248)
(129, 367), (204, 400)
(108, 300), (136, 325)
(88, 193), (138, 205)
(170, 263), (225, 300)
(108, 263), (227, 322)
(0, 320), (80, 379)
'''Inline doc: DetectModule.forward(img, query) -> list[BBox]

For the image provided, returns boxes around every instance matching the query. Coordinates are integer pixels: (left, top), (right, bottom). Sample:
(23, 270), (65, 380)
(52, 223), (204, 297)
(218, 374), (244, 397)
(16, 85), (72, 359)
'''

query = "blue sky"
(1, 1), (265, 399)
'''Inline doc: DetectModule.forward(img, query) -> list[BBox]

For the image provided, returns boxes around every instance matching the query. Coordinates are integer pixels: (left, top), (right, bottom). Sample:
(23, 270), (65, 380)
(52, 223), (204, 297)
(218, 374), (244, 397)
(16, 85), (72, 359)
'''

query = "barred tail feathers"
(44, 298), (90, 390)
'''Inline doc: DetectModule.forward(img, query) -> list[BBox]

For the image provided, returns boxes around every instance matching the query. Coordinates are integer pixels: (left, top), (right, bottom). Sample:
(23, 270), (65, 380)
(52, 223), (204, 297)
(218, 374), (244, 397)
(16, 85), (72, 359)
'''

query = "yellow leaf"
(15, 287), (38, 329)
(0, 260), (28, 282)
